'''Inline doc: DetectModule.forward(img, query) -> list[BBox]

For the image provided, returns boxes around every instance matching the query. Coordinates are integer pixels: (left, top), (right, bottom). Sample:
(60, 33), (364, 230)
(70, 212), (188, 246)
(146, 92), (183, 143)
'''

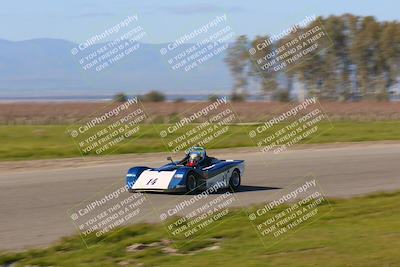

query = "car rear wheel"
(186, 174), (198, 192)
(229, 170), (241, 192)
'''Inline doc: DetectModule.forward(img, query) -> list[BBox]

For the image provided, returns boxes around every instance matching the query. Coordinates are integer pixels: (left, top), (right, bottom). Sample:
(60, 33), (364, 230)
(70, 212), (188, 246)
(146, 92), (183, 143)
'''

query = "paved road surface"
(0, 143), (399, 250)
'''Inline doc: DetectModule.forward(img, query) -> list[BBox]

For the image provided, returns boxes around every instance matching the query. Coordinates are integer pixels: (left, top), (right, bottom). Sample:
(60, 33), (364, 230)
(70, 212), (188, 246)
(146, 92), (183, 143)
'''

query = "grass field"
(0, 121), (399, 161)
(1, 191), (399, 267)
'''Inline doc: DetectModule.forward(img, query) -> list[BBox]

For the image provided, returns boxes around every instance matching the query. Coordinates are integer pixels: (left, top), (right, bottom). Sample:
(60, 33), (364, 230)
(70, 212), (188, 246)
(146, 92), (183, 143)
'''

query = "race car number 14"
(146, 178), (158, 185)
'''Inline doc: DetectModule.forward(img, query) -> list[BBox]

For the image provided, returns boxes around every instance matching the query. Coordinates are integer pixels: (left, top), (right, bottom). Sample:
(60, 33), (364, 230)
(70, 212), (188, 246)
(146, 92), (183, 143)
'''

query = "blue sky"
(0, 0), (399, 44)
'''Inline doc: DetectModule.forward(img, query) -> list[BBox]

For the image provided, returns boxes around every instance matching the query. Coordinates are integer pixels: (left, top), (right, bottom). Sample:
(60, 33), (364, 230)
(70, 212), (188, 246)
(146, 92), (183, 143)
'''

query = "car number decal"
(146, 178), (158, 185)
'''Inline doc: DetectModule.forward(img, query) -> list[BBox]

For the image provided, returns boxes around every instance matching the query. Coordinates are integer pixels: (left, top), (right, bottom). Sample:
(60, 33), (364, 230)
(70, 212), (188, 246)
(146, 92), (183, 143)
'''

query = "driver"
(184, 147), (206, 167)
(187, 151), (203, 167)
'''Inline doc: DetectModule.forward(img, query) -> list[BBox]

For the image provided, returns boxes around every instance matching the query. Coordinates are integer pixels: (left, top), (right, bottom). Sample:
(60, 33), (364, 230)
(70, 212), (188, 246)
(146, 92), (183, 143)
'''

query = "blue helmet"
(187, 147), (206, 167)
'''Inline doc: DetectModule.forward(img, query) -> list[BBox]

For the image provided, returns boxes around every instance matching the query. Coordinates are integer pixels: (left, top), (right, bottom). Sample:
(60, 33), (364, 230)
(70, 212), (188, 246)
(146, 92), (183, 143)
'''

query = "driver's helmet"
(187, 147), (206, 167)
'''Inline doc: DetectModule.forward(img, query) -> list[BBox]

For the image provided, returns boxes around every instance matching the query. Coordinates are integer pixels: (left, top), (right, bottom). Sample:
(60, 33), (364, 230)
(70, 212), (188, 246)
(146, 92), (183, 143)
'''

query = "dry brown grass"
(0, 101), (400, 124)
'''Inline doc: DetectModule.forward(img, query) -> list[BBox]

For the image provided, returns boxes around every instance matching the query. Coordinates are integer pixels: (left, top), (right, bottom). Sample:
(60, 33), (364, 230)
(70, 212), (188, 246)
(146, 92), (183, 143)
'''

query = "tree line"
(225, 14), (400, 101)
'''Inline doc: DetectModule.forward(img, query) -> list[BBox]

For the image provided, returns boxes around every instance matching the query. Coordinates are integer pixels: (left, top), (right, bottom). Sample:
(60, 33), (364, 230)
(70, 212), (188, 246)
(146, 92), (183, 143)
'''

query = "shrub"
(208, 94), (220, 102)
(275, 90), (290, 102)
(174, 98), (185, 103)
(142, 91), (166, 102)
(113, 92), (128, 102)
(230, 93), (246, 102)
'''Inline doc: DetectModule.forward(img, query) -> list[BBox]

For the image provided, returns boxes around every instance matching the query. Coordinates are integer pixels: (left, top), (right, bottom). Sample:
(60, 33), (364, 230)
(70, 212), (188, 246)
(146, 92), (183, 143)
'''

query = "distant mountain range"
(0, 38), (233, 97)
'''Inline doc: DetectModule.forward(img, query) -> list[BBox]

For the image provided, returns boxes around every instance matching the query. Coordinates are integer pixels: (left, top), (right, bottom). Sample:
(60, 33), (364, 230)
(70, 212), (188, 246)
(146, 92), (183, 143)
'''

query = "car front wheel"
(229, 170), (241, 192)
(186, 173), (198, 192)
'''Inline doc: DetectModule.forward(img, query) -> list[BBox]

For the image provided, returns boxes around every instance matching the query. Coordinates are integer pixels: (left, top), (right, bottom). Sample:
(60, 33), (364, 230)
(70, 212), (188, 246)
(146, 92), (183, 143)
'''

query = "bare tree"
(225, 35), (249, 98)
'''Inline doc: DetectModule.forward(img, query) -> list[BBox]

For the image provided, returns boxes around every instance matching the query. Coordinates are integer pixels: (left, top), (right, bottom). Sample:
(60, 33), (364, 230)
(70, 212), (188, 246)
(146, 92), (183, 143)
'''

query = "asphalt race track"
(0, 143), (399, 250)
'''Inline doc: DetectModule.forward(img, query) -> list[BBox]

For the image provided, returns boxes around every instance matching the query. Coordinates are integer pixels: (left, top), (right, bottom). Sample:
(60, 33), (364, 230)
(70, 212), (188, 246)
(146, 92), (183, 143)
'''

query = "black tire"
(229, 170), (241, 192)
(186, 173), (198, 193)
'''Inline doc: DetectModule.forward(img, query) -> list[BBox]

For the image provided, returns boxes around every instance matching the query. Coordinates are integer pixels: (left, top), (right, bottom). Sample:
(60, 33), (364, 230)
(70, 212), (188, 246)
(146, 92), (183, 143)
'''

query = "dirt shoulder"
(2, 101), (400, 124)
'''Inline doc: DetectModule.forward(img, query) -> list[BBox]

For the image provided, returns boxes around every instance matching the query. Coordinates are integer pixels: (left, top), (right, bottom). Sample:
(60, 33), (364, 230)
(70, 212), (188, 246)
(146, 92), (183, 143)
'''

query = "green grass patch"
(0, 121), (399, 161)
(1, 191), (399, 266)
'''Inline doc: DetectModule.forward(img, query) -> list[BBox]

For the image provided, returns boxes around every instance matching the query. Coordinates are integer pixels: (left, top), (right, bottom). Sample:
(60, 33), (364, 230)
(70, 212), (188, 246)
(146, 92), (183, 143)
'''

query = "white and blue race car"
(126, 147), (244, 193)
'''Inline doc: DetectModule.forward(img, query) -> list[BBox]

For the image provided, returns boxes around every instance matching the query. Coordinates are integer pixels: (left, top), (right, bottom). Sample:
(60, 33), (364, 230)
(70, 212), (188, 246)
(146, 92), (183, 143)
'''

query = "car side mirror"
(167, 156), (173, 163)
